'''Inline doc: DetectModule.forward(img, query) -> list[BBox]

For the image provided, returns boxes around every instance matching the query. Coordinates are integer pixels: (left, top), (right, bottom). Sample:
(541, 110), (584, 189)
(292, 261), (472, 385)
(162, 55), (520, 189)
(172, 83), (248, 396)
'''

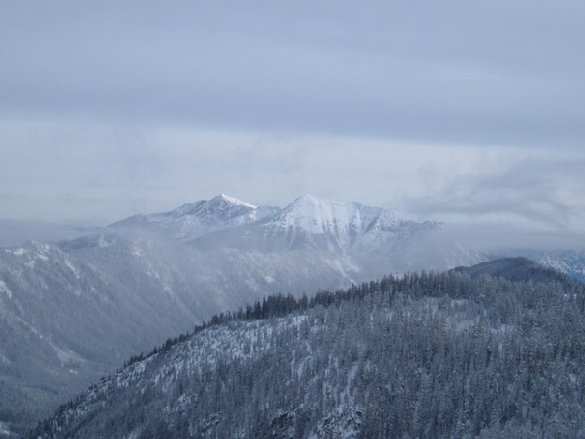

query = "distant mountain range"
(110, 193), (439, 253)
(1, 194), (584, 436)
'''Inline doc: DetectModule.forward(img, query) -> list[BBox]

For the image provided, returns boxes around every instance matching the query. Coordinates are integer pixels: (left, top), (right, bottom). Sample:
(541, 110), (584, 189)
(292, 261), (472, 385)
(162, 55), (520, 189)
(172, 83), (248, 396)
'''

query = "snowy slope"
(259, 194), (444, 256)
(261, 194), (399, 251)
(266, 194), (389, 237)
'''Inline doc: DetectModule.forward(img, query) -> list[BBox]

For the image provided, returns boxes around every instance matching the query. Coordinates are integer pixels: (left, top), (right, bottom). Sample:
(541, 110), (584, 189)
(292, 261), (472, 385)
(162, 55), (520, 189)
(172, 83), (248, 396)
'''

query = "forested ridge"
(32, 261), (585, 438)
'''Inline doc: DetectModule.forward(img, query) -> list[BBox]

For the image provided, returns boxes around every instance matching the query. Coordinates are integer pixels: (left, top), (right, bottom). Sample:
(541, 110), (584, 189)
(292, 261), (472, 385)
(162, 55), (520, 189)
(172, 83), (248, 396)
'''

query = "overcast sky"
(1, 1), (584, 234)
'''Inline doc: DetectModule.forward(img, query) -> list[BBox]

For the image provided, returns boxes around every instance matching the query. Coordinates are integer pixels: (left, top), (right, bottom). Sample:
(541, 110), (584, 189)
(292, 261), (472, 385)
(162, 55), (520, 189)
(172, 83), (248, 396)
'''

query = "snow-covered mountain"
(112, 193), (449, 259)
(264, 194), (396, 249)
(188, 195), (452, 265)
(110, 194), (279, 240)
(259, 194), (425, 252)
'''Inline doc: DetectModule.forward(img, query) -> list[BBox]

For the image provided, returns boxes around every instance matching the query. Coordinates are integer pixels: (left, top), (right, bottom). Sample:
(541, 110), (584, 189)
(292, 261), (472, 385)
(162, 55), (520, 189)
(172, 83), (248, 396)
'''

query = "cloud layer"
(2, 1), (584, 145)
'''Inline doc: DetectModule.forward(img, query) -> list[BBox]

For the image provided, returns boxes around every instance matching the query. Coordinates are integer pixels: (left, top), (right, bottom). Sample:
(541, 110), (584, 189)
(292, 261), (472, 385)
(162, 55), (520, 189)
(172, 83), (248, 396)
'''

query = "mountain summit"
(172, 193), (258, 218)
(110, 194), (278, 240)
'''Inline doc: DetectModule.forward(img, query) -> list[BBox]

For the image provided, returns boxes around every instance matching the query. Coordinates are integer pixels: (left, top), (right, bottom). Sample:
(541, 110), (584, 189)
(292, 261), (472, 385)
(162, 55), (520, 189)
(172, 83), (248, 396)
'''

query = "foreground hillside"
(33, 264), (585, 438)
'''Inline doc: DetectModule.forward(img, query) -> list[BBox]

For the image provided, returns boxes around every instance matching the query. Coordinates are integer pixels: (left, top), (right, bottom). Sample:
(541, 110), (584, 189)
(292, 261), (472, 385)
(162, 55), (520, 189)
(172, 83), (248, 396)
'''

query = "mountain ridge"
(109, 194), (280, 241)
(183, 194), (443, 255)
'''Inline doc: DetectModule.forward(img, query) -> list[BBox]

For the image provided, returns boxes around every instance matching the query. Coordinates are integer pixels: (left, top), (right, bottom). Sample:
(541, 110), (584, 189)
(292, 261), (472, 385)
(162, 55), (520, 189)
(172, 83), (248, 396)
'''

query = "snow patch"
(131, 247), (145, 257)
(218, 193), (257, 209)
(64, 258), (81, 279)
(9, 247), (26, 256)
(0, 279), (13, 299)
(98, 235), (112, 248)
(0, 421), (13, 436)
(0, 353), (12, 365)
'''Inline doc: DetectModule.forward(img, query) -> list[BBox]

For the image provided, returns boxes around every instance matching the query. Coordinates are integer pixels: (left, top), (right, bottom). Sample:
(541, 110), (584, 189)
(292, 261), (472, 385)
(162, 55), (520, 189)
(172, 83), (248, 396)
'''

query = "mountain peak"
(109, 194), (275, 240)
(212, 194), (257, 209)
(162, 194), (258, 224)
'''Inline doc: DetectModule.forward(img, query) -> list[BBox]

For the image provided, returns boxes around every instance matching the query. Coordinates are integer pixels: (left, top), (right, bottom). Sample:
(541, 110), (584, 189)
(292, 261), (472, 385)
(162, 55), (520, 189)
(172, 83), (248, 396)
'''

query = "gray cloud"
(402, 154), (585, 231)
(1, 1), (584, 146)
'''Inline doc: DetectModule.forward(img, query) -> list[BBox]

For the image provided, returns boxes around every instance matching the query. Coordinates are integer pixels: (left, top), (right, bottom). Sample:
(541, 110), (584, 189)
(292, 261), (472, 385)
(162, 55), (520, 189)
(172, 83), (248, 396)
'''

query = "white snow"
(0, 353), (11, 365)
(64, 258), (81, 279)
(9, 247), (26, 256)
(98, 234), (112, 248)
(275, 194), (383, 235)
(0, 421), (12, 436)
(0, 279), (12, 299)
(52, 345), (85, 366)
(262, 194), (407, 251)
(217, 193), (257, 209)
